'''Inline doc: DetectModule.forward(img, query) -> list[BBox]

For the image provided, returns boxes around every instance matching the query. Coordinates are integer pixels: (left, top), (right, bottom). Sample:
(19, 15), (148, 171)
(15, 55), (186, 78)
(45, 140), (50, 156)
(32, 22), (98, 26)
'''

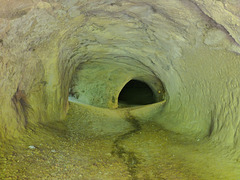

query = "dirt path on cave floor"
(1, 116), (240, 179)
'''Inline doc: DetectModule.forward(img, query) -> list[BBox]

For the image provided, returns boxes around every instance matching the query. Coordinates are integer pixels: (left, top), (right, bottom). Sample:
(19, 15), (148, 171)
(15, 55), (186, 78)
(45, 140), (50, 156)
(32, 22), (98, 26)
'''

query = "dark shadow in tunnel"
(118, 80), (156, 107)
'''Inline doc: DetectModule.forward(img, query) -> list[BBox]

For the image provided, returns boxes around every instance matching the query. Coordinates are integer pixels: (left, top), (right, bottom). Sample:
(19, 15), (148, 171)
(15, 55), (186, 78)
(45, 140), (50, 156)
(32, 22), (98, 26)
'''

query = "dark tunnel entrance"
(118, 80), (156, 107)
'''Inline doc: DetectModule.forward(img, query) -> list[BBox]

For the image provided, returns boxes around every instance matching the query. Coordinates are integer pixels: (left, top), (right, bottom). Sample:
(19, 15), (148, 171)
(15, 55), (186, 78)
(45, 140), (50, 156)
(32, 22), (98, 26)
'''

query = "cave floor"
(1, 105), (240, 180)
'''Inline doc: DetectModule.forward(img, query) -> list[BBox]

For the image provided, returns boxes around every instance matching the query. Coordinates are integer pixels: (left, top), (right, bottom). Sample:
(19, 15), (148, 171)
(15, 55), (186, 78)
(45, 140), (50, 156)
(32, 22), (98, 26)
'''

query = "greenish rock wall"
(0, 0), (240, 148)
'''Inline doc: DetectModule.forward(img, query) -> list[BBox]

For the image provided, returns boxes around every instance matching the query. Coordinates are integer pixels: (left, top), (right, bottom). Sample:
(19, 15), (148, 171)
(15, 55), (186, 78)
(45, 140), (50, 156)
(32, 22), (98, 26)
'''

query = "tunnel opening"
(118, 80), (156, 107)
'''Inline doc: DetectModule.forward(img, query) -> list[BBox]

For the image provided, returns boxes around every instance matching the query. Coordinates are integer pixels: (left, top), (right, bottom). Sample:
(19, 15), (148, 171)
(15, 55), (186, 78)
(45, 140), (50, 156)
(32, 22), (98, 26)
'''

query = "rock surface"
(0, 0), (240, 150)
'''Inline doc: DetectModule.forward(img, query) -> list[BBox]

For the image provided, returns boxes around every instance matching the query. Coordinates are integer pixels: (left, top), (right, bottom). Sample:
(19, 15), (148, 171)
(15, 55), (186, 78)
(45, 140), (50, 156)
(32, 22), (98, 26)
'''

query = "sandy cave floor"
(1, 105), (240, 180)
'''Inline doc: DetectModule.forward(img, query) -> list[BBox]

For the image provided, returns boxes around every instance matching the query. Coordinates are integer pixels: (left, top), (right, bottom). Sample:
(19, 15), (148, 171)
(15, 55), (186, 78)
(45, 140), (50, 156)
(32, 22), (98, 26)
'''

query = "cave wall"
(0, 0), (240, 147)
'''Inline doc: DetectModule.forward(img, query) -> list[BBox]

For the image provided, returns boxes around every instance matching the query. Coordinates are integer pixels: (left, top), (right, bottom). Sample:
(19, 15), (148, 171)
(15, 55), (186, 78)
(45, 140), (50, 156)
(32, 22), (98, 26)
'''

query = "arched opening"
(118, 80), (156, 107)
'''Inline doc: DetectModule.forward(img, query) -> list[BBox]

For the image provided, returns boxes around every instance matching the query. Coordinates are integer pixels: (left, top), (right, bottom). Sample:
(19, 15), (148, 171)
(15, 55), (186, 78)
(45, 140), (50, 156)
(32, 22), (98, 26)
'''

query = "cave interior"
(1, 0), (240, 179)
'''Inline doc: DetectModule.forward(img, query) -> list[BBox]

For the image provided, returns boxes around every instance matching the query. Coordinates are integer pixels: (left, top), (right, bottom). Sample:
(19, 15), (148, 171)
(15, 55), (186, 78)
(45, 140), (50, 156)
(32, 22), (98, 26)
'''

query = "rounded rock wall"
(0, 0), (240, 148)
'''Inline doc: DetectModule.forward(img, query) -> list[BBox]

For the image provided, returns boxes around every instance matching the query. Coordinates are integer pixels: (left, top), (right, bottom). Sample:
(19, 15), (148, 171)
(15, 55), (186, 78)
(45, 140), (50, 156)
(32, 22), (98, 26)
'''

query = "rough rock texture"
(69, 61), (165, 108)
(0, 0), (240, 149)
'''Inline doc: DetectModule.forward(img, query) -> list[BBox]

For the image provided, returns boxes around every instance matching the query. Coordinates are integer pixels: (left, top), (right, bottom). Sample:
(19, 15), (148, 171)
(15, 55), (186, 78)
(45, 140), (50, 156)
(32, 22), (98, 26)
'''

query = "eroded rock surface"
(0, 0), (240, 149)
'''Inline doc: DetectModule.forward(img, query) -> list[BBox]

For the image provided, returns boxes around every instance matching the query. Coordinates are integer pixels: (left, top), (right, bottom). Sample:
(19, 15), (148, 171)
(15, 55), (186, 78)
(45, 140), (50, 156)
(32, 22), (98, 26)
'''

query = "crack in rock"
(112, 111), (142, 179)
